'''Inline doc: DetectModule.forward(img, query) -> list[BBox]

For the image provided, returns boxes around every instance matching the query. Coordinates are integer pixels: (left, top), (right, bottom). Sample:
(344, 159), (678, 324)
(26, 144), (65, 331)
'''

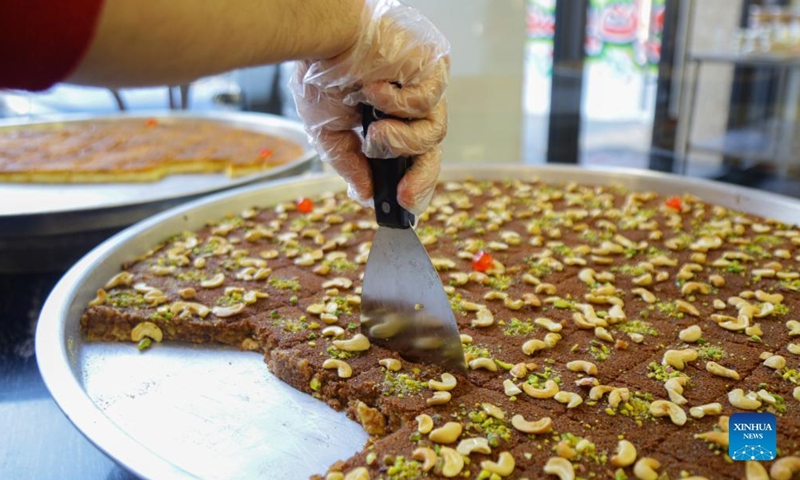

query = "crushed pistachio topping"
(328, 258), (358, 272)
(589, 341), (611, 361)
(555, 433), (607, 464)
(466, 409), (512, 447)
(697, 342), (727, 361)
(655, 301), (684, 318)
(216, 291), (244, 307)
(107, 290), (144, 308)
(617, 392), (655, 425)
(487, 274), (513, 291)
(385, 455), (423, 479)
(326, 345), (354, 360)
(647, 362), (687, 382)
(273, 315), (309, 333)
(503, 318), (536, 336)
(616, 320), (658, 337)
(267, 277), (300, 291)
(526, 366), (562, 387)
(382, 370), (427, 398)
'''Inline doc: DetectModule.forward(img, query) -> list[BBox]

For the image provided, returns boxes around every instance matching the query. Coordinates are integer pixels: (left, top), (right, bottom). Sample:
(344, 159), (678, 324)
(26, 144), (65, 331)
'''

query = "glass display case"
(3, 1), (800, 478)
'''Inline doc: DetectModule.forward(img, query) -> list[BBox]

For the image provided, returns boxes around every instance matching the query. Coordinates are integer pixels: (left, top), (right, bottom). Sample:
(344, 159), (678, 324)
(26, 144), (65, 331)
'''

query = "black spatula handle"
(360, 104), (414, 229)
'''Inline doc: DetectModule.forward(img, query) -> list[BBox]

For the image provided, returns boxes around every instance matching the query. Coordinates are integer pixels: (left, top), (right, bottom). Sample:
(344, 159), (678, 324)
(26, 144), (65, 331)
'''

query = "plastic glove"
(291, 0), (449, 216)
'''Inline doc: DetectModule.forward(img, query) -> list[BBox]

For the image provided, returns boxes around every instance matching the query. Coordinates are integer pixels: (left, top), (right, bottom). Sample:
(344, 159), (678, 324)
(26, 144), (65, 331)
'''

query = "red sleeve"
(0, 0), (105, 91)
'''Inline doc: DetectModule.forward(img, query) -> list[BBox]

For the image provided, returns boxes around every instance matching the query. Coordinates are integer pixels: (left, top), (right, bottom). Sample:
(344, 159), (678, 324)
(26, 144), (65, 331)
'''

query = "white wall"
(405, 0), (528, 163)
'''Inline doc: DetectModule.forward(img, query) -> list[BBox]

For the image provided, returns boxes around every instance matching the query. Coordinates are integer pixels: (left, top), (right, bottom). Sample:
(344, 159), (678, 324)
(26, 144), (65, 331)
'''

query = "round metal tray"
(36, 165), (800, 480)
(0, 111), (317, 273)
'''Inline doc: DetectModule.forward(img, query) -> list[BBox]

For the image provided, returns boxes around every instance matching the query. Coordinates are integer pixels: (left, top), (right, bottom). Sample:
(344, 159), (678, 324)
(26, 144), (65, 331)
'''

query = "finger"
(316, 130), (373, 205)
(358, 57), (450, 118)
(293, 83), (361, 134)
(363, 99), (447, 158)
(397, 146), (441, 215)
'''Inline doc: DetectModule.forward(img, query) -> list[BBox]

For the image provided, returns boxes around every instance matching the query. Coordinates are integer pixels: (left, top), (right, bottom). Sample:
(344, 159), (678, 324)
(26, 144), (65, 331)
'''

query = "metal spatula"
(359, 106), (466, 373)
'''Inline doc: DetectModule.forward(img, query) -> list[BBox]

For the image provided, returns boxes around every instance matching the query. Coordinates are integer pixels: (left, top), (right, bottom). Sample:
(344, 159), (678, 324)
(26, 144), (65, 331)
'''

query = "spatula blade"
(361, 227), (466, 372)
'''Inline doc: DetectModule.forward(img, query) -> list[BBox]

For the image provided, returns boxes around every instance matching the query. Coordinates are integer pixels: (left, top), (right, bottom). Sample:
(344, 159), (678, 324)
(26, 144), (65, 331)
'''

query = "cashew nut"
(794, 386), (800, 402)
(429, 373), (457, 391)
(788, 343), (800, 356)
(662, 348), (698, 370)
(439, 446), (464, 478)
(681, 282), (711, 296)
(510, 363), (528, 379)
(664, 376), (689, 405)
(763, 354), (786, 370)
(728, 389), (762, 410)
(608, 388), (630, 409)
(610, 439), (637, 467)
(411, 447), (437, 472)
(378, 358), (401, 371)
(429, 422), (462, 444)
(426, 391), (452, 406)
(343, 467), (369, 480)
(332, 334), (370, 352)
(170, 301), (210, 318)
(322, 359), (353, 378)
(578, 268), (596, 285)
(543, 456), (574, 480)
(322, 277), (353, 289)
(535, 317), (563, 332)
(695, 431), (728, 448)
(131, 322), (163, 343)
(689, 402), (723, 419)
(456, 437), (491, 456)
(554, 391), (583, 408)
(104, 271), (134, 289)
(469, 357), (498, 372)
(471, 308), (494, 328)
(503, 379), (522, 396)
(678, 325), (702, 343)
(675, 299), (700, 316)
(771, 456), (800, 480)
(321, 326), (345, 338)
(712, 313), (749, 331)
(632, 273), (653, 286)
(633, 457), (661, 480)
(566, 360), (598, 375)
(87, 288), (107, 307)
(745, 460), (769, 480)
(593, 327), (614, 342)
(200, 273), (225, 288)
(631, 287), (657, 304)
(589, 385), (614, 401)
(481, 451), (515, 477)
(649, 400), (687, 426)
(416, 414), (434, 435)
(522, 379), (559, 399)
(522, 339), (548, 355)
(511, 414), (552, 434)
(788, 320), (800, 336)
(755, 289), (783, 303)
(706, 361), (740, 380)
(211, 303), (246, 318)
(482, 403), (505, 420)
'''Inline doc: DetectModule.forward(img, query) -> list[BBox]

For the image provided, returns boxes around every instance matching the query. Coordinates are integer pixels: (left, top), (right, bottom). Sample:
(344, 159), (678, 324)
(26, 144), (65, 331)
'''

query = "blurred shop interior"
(2, 0), (800, 196)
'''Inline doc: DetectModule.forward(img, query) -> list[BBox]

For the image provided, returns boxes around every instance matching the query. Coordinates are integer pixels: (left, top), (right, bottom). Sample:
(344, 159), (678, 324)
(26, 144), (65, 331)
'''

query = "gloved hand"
(291, 0), (449, 215)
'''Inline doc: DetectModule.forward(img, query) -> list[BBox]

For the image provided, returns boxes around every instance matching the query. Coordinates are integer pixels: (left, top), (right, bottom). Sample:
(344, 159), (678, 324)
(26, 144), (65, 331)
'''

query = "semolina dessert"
(81, 178), (800, 479)
(0, 118), (303, 182)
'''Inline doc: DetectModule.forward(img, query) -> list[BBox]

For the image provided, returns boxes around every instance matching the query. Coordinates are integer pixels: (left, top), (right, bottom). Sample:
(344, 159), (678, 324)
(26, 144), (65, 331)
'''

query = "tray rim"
(36, 164), (800, 480)
(0, 110), (317, 228)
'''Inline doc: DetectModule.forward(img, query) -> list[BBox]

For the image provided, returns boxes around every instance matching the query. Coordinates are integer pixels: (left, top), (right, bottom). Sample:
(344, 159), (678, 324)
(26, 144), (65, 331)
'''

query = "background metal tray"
(36, 165), (800, 480)
(0, 111), (317, 273)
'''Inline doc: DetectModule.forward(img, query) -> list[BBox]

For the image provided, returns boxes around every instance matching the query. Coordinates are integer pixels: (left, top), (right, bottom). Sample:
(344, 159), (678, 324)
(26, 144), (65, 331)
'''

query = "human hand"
(291, 0), (449, 215)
